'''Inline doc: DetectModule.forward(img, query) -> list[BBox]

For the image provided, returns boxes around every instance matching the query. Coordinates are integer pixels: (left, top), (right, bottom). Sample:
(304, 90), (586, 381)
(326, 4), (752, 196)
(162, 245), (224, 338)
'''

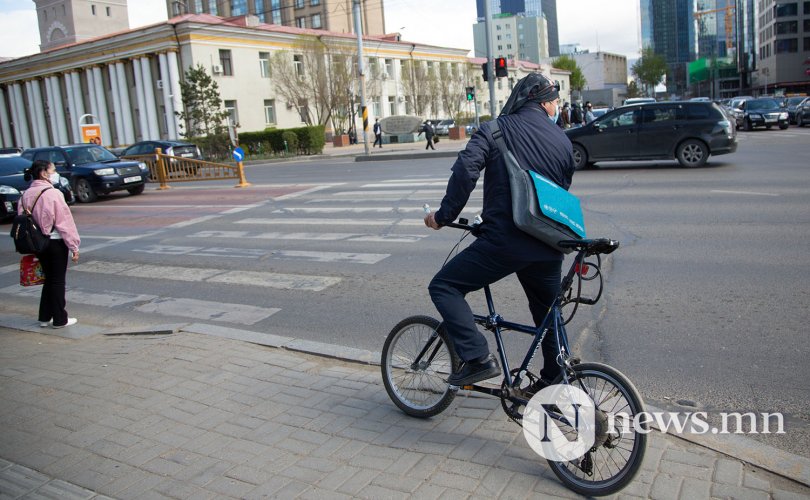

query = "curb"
(2, 316), (808, 488)
(354, 150), (461, 162)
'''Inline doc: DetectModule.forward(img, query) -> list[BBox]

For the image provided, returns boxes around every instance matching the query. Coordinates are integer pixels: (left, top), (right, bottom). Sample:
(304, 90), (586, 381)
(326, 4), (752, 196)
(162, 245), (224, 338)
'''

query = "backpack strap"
(25, 187), (52, 215)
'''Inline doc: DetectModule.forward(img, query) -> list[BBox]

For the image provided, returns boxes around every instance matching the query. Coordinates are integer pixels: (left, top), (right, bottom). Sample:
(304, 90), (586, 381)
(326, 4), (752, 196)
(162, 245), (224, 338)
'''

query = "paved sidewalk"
(1, 326), (809, 499)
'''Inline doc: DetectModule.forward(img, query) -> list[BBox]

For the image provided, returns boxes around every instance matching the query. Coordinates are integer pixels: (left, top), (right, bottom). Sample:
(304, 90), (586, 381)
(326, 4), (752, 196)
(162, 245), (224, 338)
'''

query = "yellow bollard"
(155, 147), (171, 190)
(235, 161), (251, 188)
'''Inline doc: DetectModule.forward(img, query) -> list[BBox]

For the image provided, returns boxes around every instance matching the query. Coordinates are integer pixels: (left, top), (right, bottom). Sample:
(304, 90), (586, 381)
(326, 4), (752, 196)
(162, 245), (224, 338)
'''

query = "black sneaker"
(447, 354), (501, 386)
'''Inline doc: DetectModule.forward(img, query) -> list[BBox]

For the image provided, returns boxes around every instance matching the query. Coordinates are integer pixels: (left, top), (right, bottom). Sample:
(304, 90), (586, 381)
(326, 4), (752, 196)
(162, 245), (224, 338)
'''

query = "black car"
(0, 156), (75, 221)
(120, 140), (202, 160)
(738, 98), (789, 131)
(796, 98), (810, 127)
(21, 145), (148, 203)
(565, 101), (737, 169)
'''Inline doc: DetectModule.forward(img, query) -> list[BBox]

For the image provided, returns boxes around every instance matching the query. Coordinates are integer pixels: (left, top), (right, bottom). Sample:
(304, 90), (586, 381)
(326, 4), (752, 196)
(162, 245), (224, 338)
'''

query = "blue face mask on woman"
(546, 102), (559, 124)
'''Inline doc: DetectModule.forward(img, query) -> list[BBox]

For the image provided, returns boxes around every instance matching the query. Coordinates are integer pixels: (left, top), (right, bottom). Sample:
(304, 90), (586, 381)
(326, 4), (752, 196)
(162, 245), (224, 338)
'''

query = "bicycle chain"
(500, 368), (540, 427)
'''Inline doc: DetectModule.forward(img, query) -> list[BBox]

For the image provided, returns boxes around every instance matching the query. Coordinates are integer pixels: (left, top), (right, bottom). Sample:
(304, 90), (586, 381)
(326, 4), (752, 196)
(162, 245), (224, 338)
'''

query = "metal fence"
(122, 148), (249, 189)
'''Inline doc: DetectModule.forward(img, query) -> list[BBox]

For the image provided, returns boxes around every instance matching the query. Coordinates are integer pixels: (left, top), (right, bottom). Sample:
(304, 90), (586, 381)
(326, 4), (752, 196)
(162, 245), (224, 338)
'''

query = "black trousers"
(428, 241), (563, 381)
(425, 137), (435, 150)
(373, 133), (382, 147)
(36, 239), (69, 326)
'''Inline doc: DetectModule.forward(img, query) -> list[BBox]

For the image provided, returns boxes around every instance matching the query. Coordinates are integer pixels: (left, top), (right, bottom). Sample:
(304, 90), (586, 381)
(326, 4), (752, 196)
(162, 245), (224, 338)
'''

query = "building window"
(388, 96), (396, 116)
(219, 49), (233, 75)
(805, 1), (810, 13)
(106, 6), (111, 15)
(775, 20), (798, 33)
(804, 18), (810, 30)
(497, 35), (501, 40)
(231, 0), (247, 16)
(293, 54), (304, 77)
(224, 100), (238, 126)
(271, 0), (281, 23)
(311, 0), (320, 5)
(43, 9), (47, 20)
(774, 3), (798, 16)
(775, 38), (798, 52)
(804, 37), (810, 50)
(311, 14), (321, 28)
(259, 52), (271, 77)
(264, 99), (276, 124)
(296, 16), (306, 27)
(209, 0), (218, 15)
(371, 98), (381, 118)
(385, 58), (394, 78)
(297, 99), (310, 123)
(91, 5), (96, 15)
(295, 0), (304, 8)
(254, 0), (265, 21)
(496, 25), (501, 30)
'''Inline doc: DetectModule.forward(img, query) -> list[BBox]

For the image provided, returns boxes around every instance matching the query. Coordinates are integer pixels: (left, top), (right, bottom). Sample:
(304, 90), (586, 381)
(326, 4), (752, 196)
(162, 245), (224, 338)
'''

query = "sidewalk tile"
(679, 477), (711, 499)
(650, 473), (682, 500)
(711, 482), (771, 500)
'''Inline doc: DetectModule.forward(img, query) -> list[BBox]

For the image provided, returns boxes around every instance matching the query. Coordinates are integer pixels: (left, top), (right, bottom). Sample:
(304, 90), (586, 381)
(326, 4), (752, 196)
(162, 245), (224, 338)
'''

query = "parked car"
(119, 140), (202, 160)
(565, 101), (737, 169)
(591, 107), (610, 119)
(21, 144), (148, 203)
(0, 156), (74, 221)
(738, 98), (789, 131)
(784, 96), (809, 124)
(0, 147), (24, 158)
(796, 98), (810, 127)
(622, 97), (656, 106)
(433, 119), (456, 136)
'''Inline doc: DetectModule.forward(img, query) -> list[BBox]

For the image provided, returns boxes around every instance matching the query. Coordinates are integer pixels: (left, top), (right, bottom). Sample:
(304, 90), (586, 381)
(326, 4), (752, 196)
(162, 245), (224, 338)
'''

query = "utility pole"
(483, 0), (496, 117)
(353, 0), (370, 155)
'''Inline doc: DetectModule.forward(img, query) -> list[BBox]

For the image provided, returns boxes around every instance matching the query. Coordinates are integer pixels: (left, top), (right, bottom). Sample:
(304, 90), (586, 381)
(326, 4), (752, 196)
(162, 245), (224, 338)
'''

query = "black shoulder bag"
(10, 188), (52, 254)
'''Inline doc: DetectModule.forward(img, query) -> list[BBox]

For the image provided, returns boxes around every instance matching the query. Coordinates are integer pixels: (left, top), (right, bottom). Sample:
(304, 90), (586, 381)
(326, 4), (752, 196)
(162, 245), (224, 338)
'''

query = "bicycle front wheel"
(546, 362), (647, 497)
(381, 315), (460, 418)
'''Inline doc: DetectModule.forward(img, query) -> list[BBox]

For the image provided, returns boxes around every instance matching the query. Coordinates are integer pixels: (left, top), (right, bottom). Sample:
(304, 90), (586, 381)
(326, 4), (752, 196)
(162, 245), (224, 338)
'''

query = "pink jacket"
(18, 179), (81, 253)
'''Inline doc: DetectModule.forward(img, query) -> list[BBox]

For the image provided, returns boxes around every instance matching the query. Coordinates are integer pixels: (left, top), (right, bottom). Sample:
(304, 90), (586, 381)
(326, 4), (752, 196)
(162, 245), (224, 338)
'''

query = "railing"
(121, 148), (250, 189)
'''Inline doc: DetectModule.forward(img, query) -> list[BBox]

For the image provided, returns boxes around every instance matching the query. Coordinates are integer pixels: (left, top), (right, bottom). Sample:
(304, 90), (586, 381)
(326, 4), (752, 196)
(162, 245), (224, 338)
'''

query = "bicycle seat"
(558, 238), (620, 255)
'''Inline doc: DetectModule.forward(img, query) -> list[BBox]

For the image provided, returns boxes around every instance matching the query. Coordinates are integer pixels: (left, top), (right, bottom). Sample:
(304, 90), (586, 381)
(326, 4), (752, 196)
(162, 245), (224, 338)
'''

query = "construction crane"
(693, 2), (735, 50)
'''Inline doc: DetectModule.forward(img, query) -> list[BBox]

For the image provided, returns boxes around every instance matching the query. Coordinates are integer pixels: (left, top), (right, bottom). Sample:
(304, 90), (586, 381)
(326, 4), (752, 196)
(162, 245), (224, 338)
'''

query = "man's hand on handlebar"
(424, 212), (442, 230)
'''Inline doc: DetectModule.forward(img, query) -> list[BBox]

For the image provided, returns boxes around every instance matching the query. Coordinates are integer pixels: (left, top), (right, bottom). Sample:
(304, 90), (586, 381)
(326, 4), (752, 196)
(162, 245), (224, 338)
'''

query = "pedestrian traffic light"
(466, 87), (475, 101)
(481, 62), (489, 82)
(495, 57), (508, 78)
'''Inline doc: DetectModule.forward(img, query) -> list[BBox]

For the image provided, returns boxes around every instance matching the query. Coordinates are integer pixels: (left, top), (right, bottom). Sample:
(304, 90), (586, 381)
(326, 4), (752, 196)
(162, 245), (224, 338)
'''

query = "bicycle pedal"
(570, 357), (581, 365)
(448, 384), (460, 391)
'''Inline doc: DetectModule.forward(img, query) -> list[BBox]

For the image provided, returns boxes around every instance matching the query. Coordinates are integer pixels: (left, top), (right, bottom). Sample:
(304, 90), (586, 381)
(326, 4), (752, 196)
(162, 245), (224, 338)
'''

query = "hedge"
(238, 124), (325, 156)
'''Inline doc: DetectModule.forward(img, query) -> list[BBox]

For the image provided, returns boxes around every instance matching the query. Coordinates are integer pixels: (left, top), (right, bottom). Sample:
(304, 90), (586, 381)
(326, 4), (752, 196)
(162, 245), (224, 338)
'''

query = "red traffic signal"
(495, 57), (508, 78)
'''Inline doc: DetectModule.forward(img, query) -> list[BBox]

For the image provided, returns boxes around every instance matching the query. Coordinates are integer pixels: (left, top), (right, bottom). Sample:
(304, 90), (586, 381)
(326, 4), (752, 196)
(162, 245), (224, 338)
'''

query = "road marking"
(361, 182), (449, 188)
(332, 189), (449, 196)
(272, 206), (482, 214)
(0, 286), (279, 325)
(130, 244), (389, 264)
(133, 245), (267, 258)
(236, 217), (428, 226)
(72, 260), (340, 291)
(168, 215), (221, 228)
(710, 190), (780, 197)
(274, 184), (343, 200)
(188, 230), (426, 243)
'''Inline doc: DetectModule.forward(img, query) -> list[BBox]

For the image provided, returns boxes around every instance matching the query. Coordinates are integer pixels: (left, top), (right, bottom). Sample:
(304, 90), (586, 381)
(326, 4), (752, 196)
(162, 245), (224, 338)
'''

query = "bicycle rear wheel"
(381, 315), (460, 418)
(546, 362), (647, 497)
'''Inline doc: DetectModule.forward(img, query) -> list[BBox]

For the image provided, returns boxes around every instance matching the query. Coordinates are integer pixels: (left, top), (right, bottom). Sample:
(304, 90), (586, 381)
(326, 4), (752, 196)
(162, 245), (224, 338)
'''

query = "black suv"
(21, 144), (149, 202)
(565, 101), (737, 169)
(119, 140), (202, 159)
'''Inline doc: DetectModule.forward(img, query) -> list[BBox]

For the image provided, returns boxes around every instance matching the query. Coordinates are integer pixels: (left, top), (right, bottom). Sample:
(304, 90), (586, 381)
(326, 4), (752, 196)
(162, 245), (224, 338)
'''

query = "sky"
(0, 0), (641, 60)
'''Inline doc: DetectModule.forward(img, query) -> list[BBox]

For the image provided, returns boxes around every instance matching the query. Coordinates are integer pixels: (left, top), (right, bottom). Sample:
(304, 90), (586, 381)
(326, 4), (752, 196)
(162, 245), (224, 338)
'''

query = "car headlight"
(779, 112), (788, 120)
(750, 113), (762, 119)
(59, 176), (70, 188)
(138, 162), (148, 171)
(94, 168), (116, 175)
(0, 185), (21, 195)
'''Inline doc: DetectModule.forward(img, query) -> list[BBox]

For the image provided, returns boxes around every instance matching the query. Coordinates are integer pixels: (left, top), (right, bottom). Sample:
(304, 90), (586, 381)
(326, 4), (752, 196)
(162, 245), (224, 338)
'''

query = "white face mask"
(49, 172), (59, 184)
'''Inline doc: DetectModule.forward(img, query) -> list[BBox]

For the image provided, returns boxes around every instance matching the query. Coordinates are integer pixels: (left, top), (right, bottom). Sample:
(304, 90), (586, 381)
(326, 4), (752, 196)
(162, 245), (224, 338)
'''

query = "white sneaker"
(52, 318), (77, 329)
(39, 320), (51, 327)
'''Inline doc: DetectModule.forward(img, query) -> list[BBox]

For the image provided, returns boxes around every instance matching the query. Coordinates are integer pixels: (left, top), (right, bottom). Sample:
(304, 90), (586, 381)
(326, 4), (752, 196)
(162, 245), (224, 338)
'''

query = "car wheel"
(744, 119), (752, 131)
(73, 178), (97, 203)
(127, 184), (145, 195)
(676, 139), (708, 168)
(765, 125), (772, 130)
(778, 123), (788, 130)
(572, 144), (588, 170)
(798, 115), (804, 127)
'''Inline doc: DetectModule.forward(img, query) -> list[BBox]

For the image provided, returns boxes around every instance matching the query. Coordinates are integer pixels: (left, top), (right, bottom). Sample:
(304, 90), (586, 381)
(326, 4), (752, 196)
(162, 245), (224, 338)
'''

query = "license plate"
(181, 153), (194, 157)
(124, 175), (142, 184)
(765, 118), (777, 123)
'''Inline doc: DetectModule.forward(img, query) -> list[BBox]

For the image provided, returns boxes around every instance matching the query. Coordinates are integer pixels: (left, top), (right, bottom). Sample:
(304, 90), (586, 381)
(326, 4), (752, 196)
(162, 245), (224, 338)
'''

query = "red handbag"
(20, 255), (45, 286)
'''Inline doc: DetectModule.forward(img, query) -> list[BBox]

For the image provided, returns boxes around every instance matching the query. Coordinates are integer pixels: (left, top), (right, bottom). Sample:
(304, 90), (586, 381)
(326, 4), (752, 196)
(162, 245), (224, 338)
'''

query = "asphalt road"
(1, 126), (808, 457)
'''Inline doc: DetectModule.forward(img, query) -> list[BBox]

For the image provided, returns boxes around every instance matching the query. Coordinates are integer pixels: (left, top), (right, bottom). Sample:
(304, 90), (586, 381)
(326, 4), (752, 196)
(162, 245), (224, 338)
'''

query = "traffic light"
(466, 87), (475, 101)
(482, 62), (489, 82)
(495, 57), (508, 78)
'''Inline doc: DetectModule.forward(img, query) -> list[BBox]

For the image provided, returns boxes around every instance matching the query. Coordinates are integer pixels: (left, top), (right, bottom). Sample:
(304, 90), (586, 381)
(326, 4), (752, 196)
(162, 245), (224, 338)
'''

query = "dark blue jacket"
(434, 101), (575, 261)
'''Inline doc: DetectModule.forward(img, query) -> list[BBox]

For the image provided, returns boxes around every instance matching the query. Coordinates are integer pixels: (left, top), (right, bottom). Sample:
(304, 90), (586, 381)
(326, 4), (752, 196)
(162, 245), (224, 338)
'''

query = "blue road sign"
(233, 147), (245, 162)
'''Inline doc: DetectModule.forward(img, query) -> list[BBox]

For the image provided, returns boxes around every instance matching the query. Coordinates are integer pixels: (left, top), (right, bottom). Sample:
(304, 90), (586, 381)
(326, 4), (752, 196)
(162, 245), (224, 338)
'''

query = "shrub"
(236, 125), (325, 156)
(281, 130), (299, 153)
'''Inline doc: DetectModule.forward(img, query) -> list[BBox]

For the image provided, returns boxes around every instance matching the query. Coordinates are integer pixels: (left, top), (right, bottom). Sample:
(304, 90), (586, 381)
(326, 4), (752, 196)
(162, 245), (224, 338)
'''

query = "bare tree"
(400, 59), (430, 117)
(439, 62), (467, 121)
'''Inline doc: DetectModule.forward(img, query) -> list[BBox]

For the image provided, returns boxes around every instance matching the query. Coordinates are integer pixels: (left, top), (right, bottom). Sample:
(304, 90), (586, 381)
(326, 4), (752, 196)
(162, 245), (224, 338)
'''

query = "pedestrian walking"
(419, 120), (436, 150)
(19, 160), (81, 328)
(424, 73), (574, 386)
(570, 103), (584, 128)
(373, 118), (383, 148)
(584, 101), (596, 123)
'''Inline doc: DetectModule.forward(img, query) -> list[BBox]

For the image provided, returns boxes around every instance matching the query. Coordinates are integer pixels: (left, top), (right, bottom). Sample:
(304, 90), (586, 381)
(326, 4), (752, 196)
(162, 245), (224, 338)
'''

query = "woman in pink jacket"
(19, 160), (81, 328)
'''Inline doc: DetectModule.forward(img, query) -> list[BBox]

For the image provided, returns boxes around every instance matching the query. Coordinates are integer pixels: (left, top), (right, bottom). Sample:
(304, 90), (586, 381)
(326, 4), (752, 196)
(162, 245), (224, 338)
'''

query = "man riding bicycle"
(424, 72), (575, 387)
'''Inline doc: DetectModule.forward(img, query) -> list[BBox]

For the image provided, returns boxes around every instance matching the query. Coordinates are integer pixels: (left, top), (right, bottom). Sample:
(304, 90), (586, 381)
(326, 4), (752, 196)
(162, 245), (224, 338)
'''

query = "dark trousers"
(428, 241), (563, 381)
(373, 134), (383, 147)
(36, 239), (69, 326)
(425, 137), (435, 150)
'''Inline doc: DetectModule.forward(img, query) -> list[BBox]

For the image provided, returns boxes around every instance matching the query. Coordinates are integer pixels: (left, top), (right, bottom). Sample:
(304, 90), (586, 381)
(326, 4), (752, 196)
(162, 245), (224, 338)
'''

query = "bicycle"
(381, 217), (647, 497)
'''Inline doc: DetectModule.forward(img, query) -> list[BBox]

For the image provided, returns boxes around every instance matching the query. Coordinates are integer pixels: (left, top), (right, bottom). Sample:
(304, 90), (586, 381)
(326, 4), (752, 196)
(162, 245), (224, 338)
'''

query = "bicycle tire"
(546, 362), (647, 497)
(381, 315), (460, 418)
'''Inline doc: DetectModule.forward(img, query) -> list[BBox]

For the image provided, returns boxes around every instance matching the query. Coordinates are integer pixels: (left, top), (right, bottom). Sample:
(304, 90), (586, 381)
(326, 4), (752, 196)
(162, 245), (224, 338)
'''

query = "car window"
(686, 103), (711, 120)
(787, 97), (806, 106)
(747, 99), (779, 111)
(33, 150), (67, 166)
(601, 109), (637, 128)
(641, 105), (684, 123)
(0, 158), (29, 175)
(21, 151), (34, 161)
(65, 145), (118, 164)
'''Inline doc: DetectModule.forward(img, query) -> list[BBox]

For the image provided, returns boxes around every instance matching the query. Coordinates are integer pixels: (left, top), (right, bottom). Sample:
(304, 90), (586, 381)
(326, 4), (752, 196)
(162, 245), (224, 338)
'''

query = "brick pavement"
(1, 327), (808, 499)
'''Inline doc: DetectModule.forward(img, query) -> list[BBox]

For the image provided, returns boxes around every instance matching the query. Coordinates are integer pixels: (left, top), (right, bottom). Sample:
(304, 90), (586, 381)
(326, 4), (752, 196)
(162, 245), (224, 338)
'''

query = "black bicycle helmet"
(499, 72), (560, 116)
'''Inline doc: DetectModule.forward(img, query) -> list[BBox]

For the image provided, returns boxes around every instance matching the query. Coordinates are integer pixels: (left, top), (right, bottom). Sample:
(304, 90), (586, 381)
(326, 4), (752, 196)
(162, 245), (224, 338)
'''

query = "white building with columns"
(0, 13), (568, 149)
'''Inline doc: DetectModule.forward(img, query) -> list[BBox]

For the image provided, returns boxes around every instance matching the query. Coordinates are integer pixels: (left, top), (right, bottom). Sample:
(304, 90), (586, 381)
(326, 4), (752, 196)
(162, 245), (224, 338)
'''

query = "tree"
(551, 55), (587, 98)
(626, 79), (642, 99)
(631, 48), (667, 97)
(176, 64), (230, 137)
(438, 62), (468, 121)
(400, 59), (430, 117)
